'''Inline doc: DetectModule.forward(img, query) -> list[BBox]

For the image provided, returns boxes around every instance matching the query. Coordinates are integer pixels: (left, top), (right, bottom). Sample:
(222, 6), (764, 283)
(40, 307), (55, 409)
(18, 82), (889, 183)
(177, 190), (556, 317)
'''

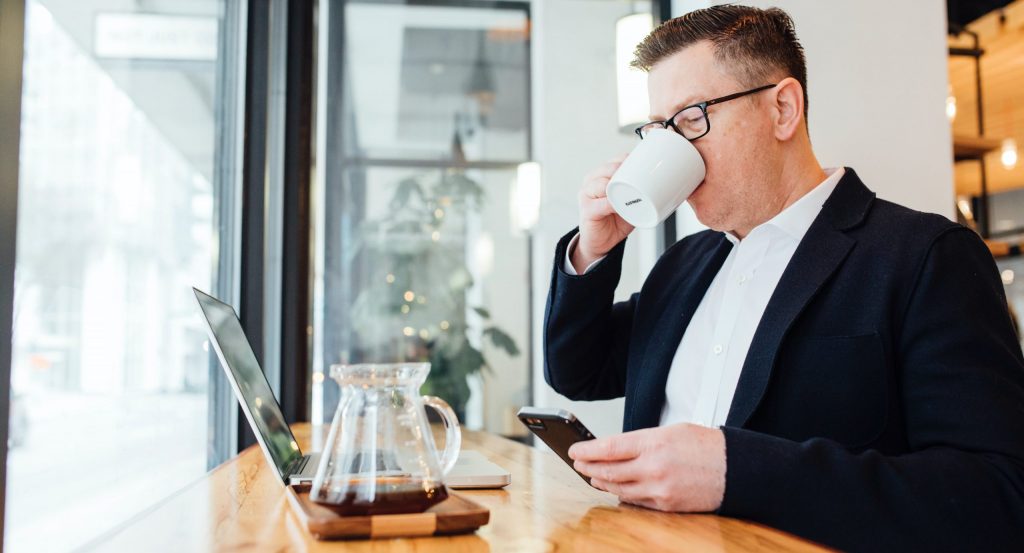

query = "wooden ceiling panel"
(949, 0), (1024, 197)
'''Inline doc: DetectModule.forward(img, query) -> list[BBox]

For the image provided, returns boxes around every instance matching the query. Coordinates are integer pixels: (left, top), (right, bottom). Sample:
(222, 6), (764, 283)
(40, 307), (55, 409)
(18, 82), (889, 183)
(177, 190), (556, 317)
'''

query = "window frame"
(312, 0), (534, 425)
(0, 0), (27, 540)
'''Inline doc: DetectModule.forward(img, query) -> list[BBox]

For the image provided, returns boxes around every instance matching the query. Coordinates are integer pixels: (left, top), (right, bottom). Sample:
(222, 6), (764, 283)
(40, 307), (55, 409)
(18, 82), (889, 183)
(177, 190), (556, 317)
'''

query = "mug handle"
(421, 395), (462, 476)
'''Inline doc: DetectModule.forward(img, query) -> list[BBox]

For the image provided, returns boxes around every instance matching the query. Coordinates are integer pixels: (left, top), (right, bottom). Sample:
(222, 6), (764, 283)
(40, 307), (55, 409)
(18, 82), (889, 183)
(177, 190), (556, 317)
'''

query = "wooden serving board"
(285, 484), (490, 540)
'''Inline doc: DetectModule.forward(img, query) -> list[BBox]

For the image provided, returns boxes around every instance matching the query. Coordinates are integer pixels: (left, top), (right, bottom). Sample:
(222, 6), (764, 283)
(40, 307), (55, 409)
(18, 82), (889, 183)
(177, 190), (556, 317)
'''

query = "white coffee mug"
(606, 128), (706, 228)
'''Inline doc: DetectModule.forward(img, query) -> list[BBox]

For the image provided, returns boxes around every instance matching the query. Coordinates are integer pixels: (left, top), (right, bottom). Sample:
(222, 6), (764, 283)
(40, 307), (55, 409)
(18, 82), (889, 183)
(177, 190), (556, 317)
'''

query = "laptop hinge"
(284, 456), (306, 476)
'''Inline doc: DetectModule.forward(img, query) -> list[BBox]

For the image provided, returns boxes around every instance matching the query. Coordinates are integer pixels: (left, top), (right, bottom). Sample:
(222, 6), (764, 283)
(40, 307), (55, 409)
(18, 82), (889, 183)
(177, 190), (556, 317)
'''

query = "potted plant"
(350, 169), (519, 420)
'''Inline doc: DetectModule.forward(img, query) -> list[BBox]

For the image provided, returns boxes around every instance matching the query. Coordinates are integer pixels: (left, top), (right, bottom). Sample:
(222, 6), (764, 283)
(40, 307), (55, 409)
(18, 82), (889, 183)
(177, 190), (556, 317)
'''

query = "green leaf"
(424, 348), (473, 413)
(390, 220), (427, 235)
(449, 375), (471, 412)
(390, 178), (424, 211)
(453, 342), (487, 377)
(484, 327), (520, 356)
(437, 173), (485, 206)
(449, 268), (473, 292)
(472, 306), (491, 319)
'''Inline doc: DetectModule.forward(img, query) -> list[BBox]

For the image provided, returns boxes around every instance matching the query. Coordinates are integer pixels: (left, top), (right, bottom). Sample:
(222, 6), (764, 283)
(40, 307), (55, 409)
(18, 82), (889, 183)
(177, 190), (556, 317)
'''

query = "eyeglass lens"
(638, 105), (707, 140)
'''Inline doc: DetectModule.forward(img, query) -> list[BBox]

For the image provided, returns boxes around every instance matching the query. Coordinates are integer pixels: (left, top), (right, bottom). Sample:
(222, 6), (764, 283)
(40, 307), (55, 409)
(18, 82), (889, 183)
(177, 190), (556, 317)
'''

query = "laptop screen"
(193, 288), (301, 477)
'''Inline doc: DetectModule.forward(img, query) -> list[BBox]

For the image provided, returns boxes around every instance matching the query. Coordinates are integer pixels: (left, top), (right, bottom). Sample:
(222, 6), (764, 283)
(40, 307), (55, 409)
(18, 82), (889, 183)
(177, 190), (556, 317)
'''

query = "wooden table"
(94, 424), (829, 552)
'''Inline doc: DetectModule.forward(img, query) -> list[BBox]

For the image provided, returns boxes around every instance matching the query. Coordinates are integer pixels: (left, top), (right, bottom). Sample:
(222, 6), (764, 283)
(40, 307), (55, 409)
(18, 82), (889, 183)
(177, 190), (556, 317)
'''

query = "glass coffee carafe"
(310, 363), (461, 516)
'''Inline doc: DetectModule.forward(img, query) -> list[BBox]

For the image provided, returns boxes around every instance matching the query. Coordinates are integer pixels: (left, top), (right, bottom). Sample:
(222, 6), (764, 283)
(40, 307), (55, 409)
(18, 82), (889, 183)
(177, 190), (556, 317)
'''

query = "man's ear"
(770, 77), (805, 141)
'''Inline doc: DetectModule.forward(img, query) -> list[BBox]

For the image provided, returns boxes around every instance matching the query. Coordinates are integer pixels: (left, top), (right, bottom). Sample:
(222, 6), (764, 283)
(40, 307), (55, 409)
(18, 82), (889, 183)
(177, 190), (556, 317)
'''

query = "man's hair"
(631, 5), (809, 120)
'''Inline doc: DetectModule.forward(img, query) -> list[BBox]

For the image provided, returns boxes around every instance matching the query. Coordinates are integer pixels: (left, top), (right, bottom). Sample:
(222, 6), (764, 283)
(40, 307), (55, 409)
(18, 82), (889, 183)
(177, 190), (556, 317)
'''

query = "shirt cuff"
(564, 233), (607, 275)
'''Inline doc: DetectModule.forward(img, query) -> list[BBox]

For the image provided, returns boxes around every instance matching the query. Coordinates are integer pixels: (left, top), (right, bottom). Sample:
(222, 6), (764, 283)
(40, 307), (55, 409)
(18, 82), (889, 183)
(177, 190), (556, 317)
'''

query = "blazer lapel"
(725, 168), (875, 428)
(628, 235), (733, 431)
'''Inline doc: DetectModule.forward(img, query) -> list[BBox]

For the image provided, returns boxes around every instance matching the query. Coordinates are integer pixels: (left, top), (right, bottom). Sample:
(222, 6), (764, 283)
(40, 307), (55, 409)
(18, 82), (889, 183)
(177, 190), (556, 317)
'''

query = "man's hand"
(573, 155), (635, 272)
(568, 423), (726, 513)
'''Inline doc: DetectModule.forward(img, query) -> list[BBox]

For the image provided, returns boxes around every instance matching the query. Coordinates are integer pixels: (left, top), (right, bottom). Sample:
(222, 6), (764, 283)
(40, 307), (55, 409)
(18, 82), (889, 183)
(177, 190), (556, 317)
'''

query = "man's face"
(647, 41), (780, 235)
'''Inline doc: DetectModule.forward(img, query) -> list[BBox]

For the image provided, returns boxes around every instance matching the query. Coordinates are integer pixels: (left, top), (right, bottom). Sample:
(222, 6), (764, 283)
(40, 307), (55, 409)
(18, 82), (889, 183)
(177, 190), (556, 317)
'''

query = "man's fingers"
(581, 175), (611, 200)
(580, 155), (629, 201)
(593, 198), (617, 218)
(569, 433), (641, 461)
(590, 477), (619, 495)
(590, 478), (655, 508)
(619, 495), (659, 511)
(573, 458), (644, 483)
(580, 197), (617, 221)
(584, 158), (626, 181)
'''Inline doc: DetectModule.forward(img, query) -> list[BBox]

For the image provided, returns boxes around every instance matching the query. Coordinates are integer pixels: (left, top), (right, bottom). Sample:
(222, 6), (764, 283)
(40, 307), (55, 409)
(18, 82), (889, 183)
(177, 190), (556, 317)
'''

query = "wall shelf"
(953, 134), (1003, 161)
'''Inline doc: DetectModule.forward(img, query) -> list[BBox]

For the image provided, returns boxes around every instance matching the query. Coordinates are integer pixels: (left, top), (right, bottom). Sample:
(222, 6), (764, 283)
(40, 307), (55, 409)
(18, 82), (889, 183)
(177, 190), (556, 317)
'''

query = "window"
(311, 0), (533, 436)
(5, 1), (242, 550)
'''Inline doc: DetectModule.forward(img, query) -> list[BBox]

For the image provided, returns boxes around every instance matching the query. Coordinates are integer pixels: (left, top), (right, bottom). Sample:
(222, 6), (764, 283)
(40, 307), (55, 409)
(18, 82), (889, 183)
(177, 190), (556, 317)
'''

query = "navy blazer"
(543, 168), (1024, 552)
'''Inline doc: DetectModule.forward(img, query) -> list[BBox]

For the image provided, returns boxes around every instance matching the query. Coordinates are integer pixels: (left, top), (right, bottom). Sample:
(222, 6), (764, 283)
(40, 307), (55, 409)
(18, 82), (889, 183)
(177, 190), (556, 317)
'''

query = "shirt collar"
(724, 167), (845, 244)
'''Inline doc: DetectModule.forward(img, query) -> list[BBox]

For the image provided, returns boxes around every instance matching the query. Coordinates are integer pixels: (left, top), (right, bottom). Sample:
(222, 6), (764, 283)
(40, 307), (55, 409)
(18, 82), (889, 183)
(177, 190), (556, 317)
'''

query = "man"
(543, 5), (1024, 552)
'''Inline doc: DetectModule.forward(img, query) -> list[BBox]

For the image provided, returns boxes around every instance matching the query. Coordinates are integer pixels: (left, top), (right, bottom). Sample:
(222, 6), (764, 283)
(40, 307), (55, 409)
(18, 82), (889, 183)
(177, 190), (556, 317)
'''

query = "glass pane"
(313, 1), (533, 437)
(991, 191), (1024, 350)
(341, 2), (530, 162)
(989, 188), (1024, 236)
(6, 1), (231, 550)
(314, 163), (531, 432)
(998, 257), (1024, 349)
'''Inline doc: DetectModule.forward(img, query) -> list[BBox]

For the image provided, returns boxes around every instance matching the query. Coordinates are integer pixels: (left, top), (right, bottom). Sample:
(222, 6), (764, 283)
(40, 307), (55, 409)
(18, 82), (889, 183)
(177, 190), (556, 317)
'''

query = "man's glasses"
(634, 83), (778, 141)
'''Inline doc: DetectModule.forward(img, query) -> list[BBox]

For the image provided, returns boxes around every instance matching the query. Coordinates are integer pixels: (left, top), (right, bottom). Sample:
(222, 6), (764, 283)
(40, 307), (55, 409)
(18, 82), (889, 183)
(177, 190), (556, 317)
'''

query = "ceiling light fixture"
(1001, 138), (1018, 170)
(946, 85), (957, 122)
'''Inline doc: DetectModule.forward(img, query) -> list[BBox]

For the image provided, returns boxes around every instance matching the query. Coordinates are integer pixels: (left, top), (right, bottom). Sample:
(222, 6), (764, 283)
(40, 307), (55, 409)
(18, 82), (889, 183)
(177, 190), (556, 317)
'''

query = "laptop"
(193, 288), (511, 489)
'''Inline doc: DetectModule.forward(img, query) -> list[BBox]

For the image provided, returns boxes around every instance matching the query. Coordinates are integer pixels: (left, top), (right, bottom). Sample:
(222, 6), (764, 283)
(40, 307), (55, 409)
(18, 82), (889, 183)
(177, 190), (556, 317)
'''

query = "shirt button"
(713, 344), (724, 355)
(738, 275), (747, 284)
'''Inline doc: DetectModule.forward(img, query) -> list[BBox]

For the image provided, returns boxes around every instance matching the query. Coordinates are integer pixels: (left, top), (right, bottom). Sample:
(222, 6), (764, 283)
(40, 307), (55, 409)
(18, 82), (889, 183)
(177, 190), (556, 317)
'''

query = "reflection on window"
(314, 1), (532, 437)
(6, 2), (222, 550)
(342, 2), (529, 161)
(998, 257), (1024, 346)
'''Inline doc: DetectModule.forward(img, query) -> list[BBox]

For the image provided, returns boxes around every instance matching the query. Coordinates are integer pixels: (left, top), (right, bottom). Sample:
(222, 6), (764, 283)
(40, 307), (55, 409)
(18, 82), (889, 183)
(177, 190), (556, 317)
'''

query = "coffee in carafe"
(310, 363), (462, 516)
(313, 476), (448, 516)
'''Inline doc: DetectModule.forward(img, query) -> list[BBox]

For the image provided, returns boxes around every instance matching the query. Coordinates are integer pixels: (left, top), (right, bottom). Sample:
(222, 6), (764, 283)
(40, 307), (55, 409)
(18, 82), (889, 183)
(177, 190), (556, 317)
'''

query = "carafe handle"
(422, 395), (462, 476)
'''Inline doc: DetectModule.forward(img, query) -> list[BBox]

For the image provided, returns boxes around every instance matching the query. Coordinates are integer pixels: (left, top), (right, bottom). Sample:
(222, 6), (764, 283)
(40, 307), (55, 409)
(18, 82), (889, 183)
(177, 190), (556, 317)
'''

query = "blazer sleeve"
(717, 227), (1024, 552)
(543, 228), (635, 401)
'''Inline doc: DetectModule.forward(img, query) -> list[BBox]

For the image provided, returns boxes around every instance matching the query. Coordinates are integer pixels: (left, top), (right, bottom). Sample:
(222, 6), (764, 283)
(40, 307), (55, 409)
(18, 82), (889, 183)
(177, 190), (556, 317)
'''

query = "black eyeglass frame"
(634, 83), (778, 141)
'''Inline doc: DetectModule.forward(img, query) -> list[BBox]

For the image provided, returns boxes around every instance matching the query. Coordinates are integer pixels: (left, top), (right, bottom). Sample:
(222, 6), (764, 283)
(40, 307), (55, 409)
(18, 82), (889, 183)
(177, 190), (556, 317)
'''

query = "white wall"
(695, 0), (955, 219)
(530, 0), (955, 437)
(530, 0), (660, 438)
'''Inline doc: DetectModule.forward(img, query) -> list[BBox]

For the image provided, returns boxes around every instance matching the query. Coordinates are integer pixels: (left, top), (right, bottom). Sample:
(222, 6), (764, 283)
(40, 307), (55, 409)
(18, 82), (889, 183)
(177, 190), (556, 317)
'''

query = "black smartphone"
(516, 407), (596, 484)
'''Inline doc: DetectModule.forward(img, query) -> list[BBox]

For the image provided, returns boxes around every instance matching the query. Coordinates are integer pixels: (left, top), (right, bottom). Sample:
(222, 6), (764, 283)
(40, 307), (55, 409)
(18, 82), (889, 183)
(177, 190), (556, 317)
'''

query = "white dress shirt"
(564, 167), (845, 427)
